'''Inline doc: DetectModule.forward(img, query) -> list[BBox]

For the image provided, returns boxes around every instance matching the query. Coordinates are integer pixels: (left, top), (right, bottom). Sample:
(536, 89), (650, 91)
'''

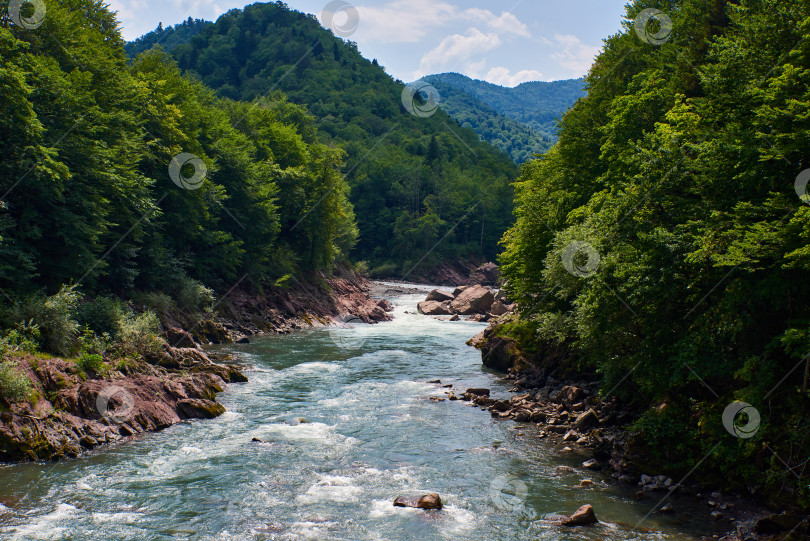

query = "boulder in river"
(452, 285), (469, 297)
(563, 504), (598, 526)
(393, 493), (443, 510)
(417, 300), (452, 315)
(449, 285), (494, 315)
(377, 298), (395, 312)
(425, 289), (454, 302)
(468, 262), (500, 286)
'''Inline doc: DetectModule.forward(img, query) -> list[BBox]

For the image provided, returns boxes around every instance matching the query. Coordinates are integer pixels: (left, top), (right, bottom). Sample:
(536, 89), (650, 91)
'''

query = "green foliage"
(151, 1), (518, 268)
(499, 0), (810, 503)
(0, 361), (32, 402)
(12, 286), (81, 356)
(76, 297), (124, 338)
(0, 321), (40, 355)
(116, 311), (161, 357)
(124, 17), (209, 57)
(76, 353), (104, 376)
(173, 277), (214, 314)
(133, 291), (174, 316)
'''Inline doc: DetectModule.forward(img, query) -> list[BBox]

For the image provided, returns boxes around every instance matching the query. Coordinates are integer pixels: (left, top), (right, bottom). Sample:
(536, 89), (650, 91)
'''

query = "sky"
(110, 0), (631, 85)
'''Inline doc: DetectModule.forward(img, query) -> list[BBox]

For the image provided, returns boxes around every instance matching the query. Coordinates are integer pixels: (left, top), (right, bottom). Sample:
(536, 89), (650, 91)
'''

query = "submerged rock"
(393, 493), (443, 510)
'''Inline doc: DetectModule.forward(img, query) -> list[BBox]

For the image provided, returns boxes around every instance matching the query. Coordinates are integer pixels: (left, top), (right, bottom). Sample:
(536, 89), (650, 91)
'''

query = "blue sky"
(111, 0), (631, 85)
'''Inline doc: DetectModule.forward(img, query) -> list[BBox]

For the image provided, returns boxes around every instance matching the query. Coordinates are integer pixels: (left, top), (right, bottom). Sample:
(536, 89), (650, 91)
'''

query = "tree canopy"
(499, 0), (810, 505)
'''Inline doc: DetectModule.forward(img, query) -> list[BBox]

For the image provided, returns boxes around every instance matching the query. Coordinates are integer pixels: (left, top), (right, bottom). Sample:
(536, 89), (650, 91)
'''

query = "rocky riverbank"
(0, 266), (393, 463)
(0, 329), (246, 462)
(460, 320), (810, 541)
(165, 265), (393, 346)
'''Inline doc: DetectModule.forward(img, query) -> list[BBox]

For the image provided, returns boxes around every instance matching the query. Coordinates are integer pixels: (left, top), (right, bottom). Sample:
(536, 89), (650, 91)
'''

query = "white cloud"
(550, 34), (600, 74)
(415, 28), (501, 78)
(464, 8), (530, 38)
(354, 1), (530, 44)
(485, 67), (544, 87)
(355, 0), (458, 43)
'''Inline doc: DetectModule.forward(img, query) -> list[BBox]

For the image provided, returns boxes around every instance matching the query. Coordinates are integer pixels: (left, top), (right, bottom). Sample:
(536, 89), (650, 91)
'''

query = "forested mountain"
(129, 2), (518, 273)
(124, 17), (209, 58)
(424, 73), (586, 144)
(499, 0), (810, 505)
(1, 0), (357, 300)
(421, 77), (555, 164)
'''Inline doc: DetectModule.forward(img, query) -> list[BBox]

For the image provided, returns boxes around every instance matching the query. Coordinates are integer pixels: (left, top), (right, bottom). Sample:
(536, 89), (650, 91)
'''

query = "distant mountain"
(422, 73), (586, 163)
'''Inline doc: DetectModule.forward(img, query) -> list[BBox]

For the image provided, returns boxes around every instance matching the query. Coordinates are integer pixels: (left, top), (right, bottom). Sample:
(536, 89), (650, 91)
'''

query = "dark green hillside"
(424, 73), (586, 140)
(146, 1), (519, 272)
(0, 0), (355, 301)
(422, 77), (554, 163)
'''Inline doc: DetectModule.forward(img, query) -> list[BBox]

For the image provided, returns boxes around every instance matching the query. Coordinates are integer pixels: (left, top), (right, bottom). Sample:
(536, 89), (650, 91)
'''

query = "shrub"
(174, 277), (215, 314)
(0, 321), (40, 355)
(79, 326), (111, 357)
(133, 291), (174, 316)
(14, 285), (81, 355)
(0, 361), (32, 402)
(117, 310), (161, 356)
(354, 260), (370, 276)
(76, 353), (104, 376)
(76, 296), (124, 338)
(368, 262), (398, 278)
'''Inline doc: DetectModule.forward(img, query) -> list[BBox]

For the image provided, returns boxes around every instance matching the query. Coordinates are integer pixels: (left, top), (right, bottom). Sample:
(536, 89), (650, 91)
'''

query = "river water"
(0, 283), (717, 540)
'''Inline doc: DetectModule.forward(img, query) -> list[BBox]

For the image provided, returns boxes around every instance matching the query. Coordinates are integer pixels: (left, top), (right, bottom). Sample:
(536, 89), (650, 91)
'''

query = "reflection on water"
(0, 282), (717, 540)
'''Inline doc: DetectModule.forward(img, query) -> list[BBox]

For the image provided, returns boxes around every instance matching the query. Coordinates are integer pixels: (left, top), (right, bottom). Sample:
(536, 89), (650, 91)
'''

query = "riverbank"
(461, 318), (810, 541)
(0, 267), (392, 463)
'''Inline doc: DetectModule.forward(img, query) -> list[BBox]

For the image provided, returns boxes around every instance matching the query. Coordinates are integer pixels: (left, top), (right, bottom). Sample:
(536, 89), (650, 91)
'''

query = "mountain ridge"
(422, 72), (586, 163)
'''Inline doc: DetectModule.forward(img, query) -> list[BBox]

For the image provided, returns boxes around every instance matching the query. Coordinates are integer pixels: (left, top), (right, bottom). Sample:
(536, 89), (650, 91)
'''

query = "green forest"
(421, 76), (557, 164)
(1, 0), (809, 519)
(498, 0), (810, 506)
(141, 2), (519, 271)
